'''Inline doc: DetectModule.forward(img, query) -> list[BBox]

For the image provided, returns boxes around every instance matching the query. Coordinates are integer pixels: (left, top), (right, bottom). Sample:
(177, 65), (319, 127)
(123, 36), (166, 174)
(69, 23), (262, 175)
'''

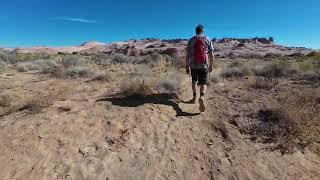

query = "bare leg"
(199, 84), (207, 112)
(200, 85), (207, 97)
(192, 82), (197, 95)
(191, 82), (197, 103)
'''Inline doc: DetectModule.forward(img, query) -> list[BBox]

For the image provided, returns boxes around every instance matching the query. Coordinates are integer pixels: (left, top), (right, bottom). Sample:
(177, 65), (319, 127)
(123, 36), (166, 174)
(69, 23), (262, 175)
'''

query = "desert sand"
(0, 70), (319, 180)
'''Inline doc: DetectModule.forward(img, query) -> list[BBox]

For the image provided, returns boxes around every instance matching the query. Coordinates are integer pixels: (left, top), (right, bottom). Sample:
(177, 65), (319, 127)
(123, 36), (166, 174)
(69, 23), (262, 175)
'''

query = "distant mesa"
(217, 37), (274, 44)
(2, 37), (318, 60)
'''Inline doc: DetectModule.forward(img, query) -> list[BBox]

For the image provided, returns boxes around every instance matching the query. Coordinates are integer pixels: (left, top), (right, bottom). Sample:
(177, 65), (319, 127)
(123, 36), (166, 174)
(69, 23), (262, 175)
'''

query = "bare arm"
(185, 43), (191, 74)
(208, 39), (215, 72)
(208, 51), (214, 72)
(186, 53), (190, 68)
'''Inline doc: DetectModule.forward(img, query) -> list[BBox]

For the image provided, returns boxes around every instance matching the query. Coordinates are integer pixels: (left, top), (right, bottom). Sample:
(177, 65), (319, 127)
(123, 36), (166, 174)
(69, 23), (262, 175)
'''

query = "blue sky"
(0, 0), (320, 48)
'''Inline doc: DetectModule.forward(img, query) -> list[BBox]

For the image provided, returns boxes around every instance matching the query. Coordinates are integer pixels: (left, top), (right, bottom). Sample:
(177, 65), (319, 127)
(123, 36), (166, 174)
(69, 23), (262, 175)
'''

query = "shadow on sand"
(97, 93), (201, 117)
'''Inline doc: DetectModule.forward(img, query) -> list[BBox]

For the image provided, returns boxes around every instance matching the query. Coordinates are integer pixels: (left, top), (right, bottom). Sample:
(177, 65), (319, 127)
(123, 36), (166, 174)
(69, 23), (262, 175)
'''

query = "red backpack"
(193, 36), (207, 64)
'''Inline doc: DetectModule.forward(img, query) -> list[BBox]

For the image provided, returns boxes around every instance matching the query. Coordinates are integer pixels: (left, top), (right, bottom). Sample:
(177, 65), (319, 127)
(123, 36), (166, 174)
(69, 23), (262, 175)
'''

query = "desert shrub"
(288, 52), (304, 57)
(253, 61), (299, 78)
(109, 53), (134, 64)
(250, 77), (279, 90)
(0, 89), (68, 117)
(92, 71), (111, 81)
(18, 97), (50, 114)
(64, 66), (94, 79)
(249, 89), (320, 155)
(60, 55), (85, 68)
(298, 60), (315, 72)
(121, 65), (154, 96)
(110, 53), (158, 65)
(38, 61), (57, 74)
(101, 53), (178, 66)
(264, 53), (282, 59)
(221, 62), (251, 78)
(210, 68), (223, 83)
(306, 51), (320, 57)
(0, 53), (19, 64)
(156, 71), (183, 93)
(91, 53), (111, 66)
(121, 75), (153, 97)
(16, 60), (57, 74)
(300, 70), (320, 82)
(0, 61), (7, 72)
(0, 93), (12, 107)
(17, 62), (39, 72)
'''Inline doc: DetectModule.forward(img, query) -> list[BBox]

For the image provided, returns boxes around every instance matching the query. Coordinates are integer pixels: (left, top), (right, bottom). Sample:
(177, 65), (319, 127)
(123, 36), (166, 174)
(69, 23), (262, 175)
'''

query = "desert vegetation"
(0, 46), (319, 179)
(205, 55), (319, 155)
(249, 89), (320, 155)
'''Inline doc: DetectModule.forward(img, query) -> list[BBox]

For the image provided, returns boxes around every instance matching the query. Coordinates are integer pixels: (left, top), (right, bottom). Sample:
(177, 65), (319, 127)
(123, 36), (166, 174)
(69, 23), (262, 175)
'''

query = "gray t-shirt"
(186, 35), (214, 69)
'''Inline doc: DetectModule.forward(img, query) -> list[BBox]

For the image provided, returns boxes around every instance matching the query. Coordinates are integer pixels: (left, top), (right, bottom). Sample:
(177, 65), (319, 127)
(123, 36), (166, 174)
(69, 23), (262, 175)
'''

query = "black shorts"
(191, 68), (208, 85)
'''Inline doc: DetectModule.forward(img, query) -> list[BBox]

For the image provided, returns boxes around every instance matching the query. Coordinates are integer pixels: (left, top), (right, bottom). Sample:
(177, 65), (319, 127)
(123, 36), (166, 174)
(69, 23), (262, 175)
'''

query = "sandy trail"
(0, 73), (319, 180)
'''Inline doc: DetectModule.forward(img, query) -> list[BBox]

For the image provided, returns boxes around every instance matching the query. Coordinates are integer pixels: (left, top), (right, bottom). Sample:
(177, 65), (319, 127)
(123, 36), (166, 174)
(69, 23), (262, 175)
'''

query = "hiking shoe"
(199, 97), (206, 112)
(190, 97), (196, 104)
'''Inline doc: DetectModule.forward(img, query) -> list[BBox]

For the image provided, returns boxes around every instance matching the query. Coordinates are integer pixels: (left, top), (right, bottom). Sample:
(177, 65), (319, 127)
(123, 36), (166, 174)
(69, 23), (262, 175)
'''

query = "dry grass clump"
(295, 57), (320, 83)
(249, 89), (320, 155)
(109, 53), (137, 64)
(121, 76), (154, 97)
(64, 66), (94, 79)
(50, 55), (100, 79)
(16, 60), (57, 74)
(156, 71), (183, 93)
(210, 68), (223, 83)
(253, 61), (299, 78)
(120, 63), (183, 97)
(250, 77), (279, 90)
(16, 62), (38, 72)
(0, 94), (48, 116)
(107, 53), (153, 64)
(0, 53), (19, 64)
(91, 71), (112, 81)
(60, 55), (86, 68)
(91, 53), (112, 66)
(300, 71), (320, 82)
(91, 52), (177, 67)
(220, 62), (251, 78)
(0, 93), (12, 107)
(17, 94), (54, 114)
(0, 89), (68, 117)
(0, 61), (7, 72)
(121, 66), (154, 96)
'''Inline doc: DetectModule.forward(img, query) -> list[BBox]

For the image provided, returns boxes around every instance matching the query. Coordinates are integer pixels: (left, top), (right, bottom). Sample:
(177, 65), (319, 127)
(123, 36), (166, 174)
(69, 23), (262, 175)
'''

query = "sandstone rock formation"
(2, 37), (317, 59)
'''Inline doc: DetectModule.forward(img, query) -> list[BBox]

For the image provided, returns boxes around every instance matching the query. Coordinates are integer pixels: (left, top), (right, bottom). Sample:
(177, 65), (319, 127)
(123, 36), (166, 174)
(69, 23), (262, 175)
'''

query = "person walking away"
(186, 25), (214, 112)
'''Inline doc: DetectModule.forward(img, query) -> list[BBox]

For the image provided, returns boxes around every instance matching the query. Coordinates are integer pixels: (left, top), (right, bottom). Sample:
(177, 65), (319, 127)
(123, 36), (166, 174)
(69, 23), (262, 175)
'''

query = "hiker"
(186, 24), (214, 112)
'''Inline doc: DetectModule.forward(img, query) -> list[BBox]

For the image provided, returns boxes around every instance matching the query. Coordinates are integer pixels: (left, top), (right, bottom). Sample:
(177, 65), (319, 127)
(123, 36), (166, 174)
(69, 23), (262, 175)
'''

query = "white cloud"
(55, 17), (99, 24)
